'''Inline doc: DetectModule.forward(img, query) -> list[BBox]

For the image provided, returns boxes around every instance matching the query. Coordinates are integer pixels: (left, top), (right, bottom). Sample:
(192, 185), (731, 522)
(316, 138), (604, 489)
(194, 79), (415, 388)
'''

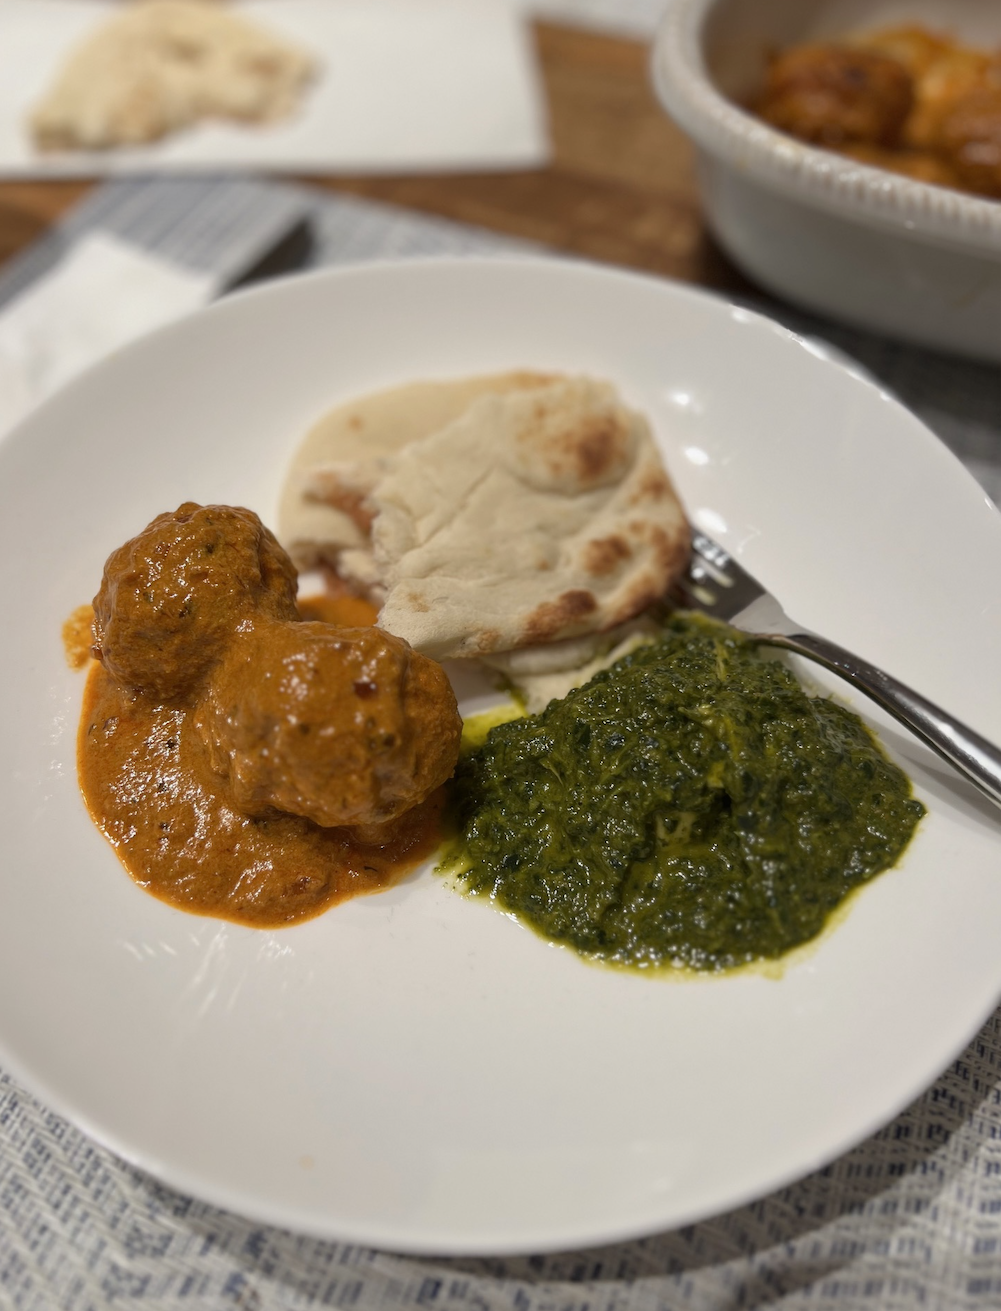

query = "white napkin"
(0, 0), (549, 176)
(0, 232), (215, 437)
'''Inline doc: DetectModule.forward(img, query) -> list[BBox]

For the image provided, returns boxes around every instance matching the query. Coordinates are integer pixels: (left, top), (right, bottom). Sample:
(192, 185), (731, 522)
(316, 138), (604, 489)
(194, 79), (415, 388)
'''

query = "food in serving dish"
(31, 0), (317, 152)
(652, 0), (1001, 360)
(78, 502), (460, 927)
(754, 25), (1001, 197)
(445, 612), (925, 973)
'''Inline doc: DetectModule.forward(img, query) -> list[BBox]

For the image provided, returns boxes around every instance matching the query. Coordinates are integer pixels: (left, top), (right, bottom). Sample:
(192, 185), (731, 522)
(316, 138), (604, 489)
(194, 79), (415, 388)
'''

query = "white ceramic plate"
(1, 258), (999, 1257)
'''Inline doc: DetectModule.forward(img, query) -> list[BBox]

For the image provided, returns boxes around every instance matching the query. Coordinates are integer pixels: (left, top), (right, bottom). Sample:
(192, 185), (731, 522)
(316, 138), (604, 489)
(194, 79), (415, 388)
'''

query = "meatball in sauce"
(79, 503), (462, 928)
(93, 502), (300, 700)
(195, 618), (459, 836)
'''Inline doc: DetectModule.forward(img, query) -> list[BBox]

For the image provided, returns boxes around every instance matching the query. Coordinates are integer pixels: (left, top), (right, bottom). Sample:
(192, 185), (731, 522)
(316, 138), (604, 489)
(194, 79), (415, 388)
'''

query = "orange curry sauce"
(73, 590), (447, 928)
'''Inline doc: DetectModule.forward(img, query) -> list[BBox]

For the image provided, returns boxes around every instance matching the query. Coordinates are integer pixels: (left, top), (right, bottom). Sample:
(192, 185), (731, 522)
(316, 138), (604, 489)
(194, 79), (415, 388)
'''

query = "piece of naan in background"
(279, 371), (553, 578)
(31, 0), (317, 152)
(366, 376), (689, 659)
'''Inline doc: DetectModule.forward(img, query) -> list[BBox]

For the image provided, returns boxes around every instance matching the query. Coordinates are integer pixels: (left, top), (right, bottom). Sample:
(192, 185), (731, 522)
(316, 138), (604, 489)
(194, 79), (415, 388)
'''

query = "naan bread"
(369, 377), (688, 658)
(280, 372), (690, 672)
(279, 371), (553, 573)
(31, 1), (317, 152)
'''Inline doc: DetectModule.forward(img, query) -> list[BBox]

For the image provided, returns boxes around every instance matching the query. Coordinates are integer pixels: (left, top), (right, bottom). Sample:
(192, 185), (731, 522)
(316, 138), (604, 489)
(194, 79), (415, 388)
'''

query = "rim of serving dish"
(651, 0), (1001, 254)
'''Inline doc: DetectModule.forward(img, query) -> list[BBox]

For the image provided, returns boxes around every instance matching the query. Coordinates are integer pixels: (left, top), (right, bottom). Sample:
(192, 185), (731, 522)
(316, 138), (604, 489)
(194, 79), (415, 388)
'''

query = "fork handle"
(761, 632), (1001, 811)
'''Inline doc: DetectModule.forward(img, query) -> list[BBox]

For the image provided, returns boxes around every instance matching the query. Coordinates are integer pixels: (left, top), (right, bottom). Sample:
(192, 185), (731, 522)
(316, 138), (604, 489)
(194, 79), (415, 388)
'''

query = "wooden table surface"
(0, 22), (753, 296)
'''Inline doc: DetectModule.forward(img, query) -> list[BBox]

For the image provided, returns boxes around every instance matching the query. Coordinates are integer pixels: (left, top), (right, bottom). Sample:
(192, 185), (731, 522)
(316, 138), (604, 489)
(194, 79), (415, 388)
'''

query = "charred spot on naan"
(511, 398), (635, 495)
(582, 534), (634, 577)
(466, 628), (504, 657)
(521, 589), (600, 645)
(586, 526), (690, 630)
(627, 520), (691, 583)
(552, 414), (631, 489)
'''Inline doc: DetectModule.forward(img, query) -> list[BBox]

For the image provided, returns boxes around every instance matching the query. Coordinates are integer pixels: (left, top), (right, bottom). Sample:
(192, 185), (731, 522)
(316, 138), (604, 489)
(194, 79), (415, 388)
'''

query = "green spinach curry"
(445, 614), (924, 972)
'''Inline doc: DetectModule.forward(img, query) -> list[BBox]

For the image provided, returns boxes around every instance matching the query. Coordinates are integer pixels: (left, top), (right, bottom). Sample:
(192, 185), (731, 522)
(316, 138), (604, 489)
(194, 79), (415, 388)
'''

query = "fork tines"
(671, 531), (764, 622)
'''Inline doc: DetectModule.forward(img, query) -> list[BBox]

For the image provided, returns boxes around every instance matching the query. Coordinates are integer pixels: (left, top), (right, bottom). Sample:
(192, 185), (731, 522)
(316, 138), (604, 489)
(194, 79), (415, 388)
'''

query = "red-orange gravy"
(75, 590), (444, 929)
(296, 590), (379, 628)
(62, 604), (96, 669)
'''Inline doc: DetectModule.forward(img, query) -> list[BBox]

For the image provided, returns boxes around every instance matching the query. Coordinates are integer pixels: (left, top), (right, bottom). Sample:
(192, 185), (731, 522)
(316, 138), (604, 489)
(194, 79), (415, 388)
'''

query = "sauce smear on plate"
(78, 661), (445, 927)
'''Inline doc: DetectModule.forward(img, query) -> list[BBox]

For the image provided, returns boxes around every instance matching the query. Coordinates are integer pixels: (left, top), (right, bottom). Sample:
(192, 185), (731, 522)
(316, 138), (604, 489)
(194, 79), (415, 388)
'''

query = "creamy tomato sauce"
(62, 604), (96, 670)
(74, 586), (444, 929)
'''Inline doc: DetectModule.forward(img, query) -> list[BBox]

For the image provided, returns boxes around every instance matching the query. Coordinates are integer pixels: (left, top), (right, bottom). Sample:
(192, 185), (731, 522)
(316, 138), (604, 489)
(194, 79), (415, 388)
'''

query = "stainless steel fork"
(672, 531), (1001, 811)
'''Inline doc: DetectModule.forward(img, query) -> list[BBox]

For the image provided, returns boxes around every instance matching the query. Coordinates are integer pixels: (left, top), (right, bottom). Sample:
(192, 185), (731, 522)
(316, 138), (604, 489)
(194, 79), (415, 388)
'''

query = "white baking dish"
(652, 0), (1001, 360)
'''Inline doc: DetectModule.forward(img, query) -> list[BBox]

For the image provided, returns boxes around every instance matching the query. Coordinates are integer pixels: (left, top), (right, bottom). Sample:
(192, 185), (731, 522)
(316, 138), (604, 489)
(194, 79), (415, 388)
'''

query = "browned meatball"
(93, 502), (299, 700)
(194, 617), (461, 833)
(757, 44), (915, 147)
(934, 86), (1001, 197)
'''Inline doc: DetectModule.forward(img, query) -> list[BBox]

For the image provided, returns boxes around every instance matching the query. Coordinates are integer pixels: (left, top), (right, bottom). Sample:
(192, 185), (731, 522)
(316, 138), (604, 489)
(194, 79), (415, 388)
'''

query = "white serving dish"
(0, 258), (999, 1255)
(652, 0), (1001, 361)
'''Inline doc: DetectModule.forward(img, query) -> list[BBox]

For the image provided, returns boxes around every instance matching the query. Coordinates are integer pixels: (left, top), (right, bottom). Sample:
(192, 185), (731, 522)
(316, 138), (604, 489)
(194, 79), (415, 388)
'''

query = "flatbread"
(368, 377), (689, 658)
(31, 1), (317, 152)
(282, 373), (690, 667)
(279, 371), (553, 573)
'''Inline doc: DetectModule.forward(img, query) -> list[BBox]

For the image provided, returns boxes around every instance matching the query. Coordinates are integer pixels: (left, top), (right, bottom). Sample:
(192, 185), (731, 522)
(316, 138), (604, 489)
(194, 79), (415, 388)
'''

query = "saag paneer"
(447, 614), (924, 972)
